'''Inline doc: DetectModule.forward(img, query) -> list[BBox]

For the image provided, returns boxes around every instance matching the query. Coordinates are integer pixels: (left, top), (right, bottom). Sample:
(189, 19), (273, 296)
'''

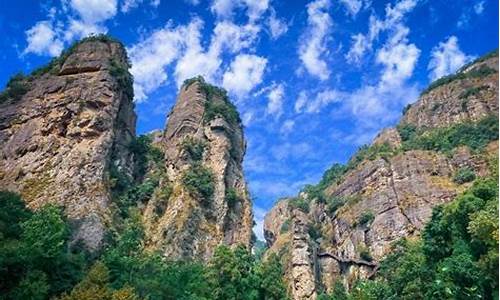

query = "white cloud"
(295, 89), (344, 114)
(253, 205), (267, 241)
(346, 0), (417, 63)
(298, 0), (332, 80)
(210, 0), (269, 21)
(295, 91), (308, 113)
(70, 0), (117, 23)
(266, 83), (285, 117)
(23, 21), (64, 57)
(222, 54), (267, 98)
(64, 19), (107, 41)
(211, 0), (236, 19)
(339, 0), (363, 17)
(280, 119), (295, 134)
(305, 89), (343, 113)
(129, 16), (263, 101)
(129, 20), (196, 101)
(243, 0), (270, 21)
(474, 1), (485, 14)
(176, 20), (260, 86)
(376, 26), (420, 87)
(267, 8), (288, 39)
(427, 36), (474, 81)
(121, 0), (142, 12)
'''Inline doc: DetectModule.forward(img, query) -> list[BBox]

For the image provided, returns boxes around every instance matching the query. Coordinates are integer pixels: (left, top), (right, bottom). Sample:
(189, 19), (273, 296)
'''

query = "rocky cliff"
(0, 37), (136, 251)
(263, 51), (499, 299)
(142, 77), (254, 260)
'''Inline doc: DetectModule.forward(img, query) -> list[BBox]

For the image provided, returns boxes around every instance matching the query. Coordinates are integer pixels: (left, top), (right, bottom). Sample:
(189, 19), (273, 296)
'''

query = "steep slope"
(142, 77), (254, 260)
(0, 37), (136, 251)
(264, 51), (499, 299)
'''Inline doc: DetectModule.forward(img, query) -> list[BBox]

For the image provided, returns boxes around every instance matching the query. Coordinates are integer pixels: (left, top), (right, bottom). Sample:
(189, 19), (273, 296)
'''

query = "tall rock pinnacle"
(0, 37), (136, 251)
(143, 77), (254, 260)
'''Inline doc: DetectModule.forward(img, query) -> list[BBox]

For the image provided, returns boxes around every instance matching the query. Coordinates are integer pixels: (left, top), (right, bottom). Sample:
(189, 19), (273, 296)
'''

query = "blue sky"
(0, 0), (498, 240)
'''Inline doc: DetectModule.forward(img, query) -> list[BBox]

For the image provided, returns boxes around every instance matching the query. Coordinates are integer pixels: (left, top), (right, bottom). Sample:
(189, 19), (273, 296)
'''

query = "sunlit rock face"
(264, 53), (499, 299)
(0, 39), (136, 251)
(142, 79), (254, 261)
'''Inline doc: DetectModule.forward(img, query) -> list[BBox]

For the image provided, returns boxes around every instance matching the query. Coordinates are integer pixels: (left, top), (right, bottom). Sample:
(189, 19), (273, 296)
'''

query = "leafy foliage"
(397, 123), (417, 142)
(109, 59), (134, 99)
(181, 136), (206, 161)
(182, 163), (215, 203)
(288, 197), (310, 213)
(358, 211), (375, 226)
(0, 193), (88, 299)
(280, 219), (291, 234)
(225, 187), (241, 208)
(453, 167), (476, 184)
(326, 196), (346, 215)
(0, 72), (29, 104)
(348, 177), (499, 299)
(459, 85), (488, 99)
(401, 115), (498, 153)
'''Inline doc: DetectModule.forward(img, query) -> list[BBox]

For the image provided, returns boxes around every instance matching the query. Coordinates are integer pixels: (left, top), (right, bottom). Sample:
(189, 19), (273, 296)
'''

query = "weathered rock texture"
(143, 79), (254, 260)
(264, 52), (499, 299)
(0, 39), (136, 251)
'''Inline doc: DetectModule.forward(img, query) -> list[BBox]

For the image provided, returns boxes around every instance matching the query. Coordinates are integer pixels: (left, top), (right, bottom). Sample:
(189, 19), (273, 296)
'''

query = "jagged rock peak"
(143, 76), (254, 261)
(263, 50), (499, 299)
(0, 35), (136, 251)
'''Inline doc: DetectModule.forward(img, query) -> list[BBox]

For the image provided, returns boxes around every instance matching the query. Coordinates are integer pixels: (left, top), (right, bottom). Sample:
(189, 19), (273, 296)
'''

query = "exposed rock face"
(143, 79), (253, 260)
(402, 54), (498, 129)
(0, 39), (136, 251)
(264, 53), (499, 299)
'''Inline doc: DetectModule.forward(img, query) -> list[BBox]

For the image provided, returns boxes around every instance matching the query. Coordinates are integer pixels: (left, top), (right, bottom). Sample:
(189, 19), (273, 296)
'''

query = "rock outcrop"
(264, 51), (499, 299)
(142, 78), (254, 260)
(0, 37), (136, 251)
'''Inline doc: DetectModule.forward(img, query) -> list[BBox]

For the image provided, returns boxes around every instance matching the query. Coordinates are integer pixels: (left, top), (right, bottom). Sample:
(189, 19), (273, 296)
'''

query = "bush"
(0, 72), (29, 104)
(109, 59), (133, 99)
(402, 115), (498, 153)
(181, 137), (205, 161)
(459, 85), (488, 99)
(288, 197), (310, 213)
(326, 196), (345, 215)
(359, 246), (373, 262)
(453, 167), (476, 184)
(225, 188), (241, 208)
(280, 219), (291, 234)
(182, 164), (215, 203)
(397, 123), (417, 142)
(308, 224), (321, 241)
(358, 211), (375, 226)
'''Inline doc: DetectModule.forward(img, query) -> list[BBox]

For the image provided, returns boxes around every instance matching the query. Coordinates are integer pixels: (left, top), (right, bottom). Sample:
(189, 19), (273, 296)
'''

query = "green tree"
(257, 253), (288, 300)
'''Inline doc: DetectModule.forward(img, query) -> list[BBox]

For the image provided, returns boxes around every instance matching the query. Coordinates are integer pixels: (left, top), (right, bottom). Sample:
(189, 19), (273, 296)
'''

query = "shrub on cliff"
(401, 115), (499, 152)
(0, 72), (29, 104)
(288, 197), (310, 213)
(182, 163), (215, 203)
(350, 177), (499, 299)
(181, 136), (206, 161)
(453, 167), (476, 184)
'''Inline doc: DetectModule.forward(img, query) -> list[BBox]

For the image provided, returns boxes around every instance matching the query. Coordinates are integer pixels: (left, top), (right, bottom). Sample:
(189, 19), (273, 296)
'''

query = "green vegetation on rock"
(328, 176), (499, 299)
(0, 73), (29, 104)
(182, 163), (215, 203)
(181, 136), (206, 161)
(453, 167), (476, 184)
(400, 115), (498, 153)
